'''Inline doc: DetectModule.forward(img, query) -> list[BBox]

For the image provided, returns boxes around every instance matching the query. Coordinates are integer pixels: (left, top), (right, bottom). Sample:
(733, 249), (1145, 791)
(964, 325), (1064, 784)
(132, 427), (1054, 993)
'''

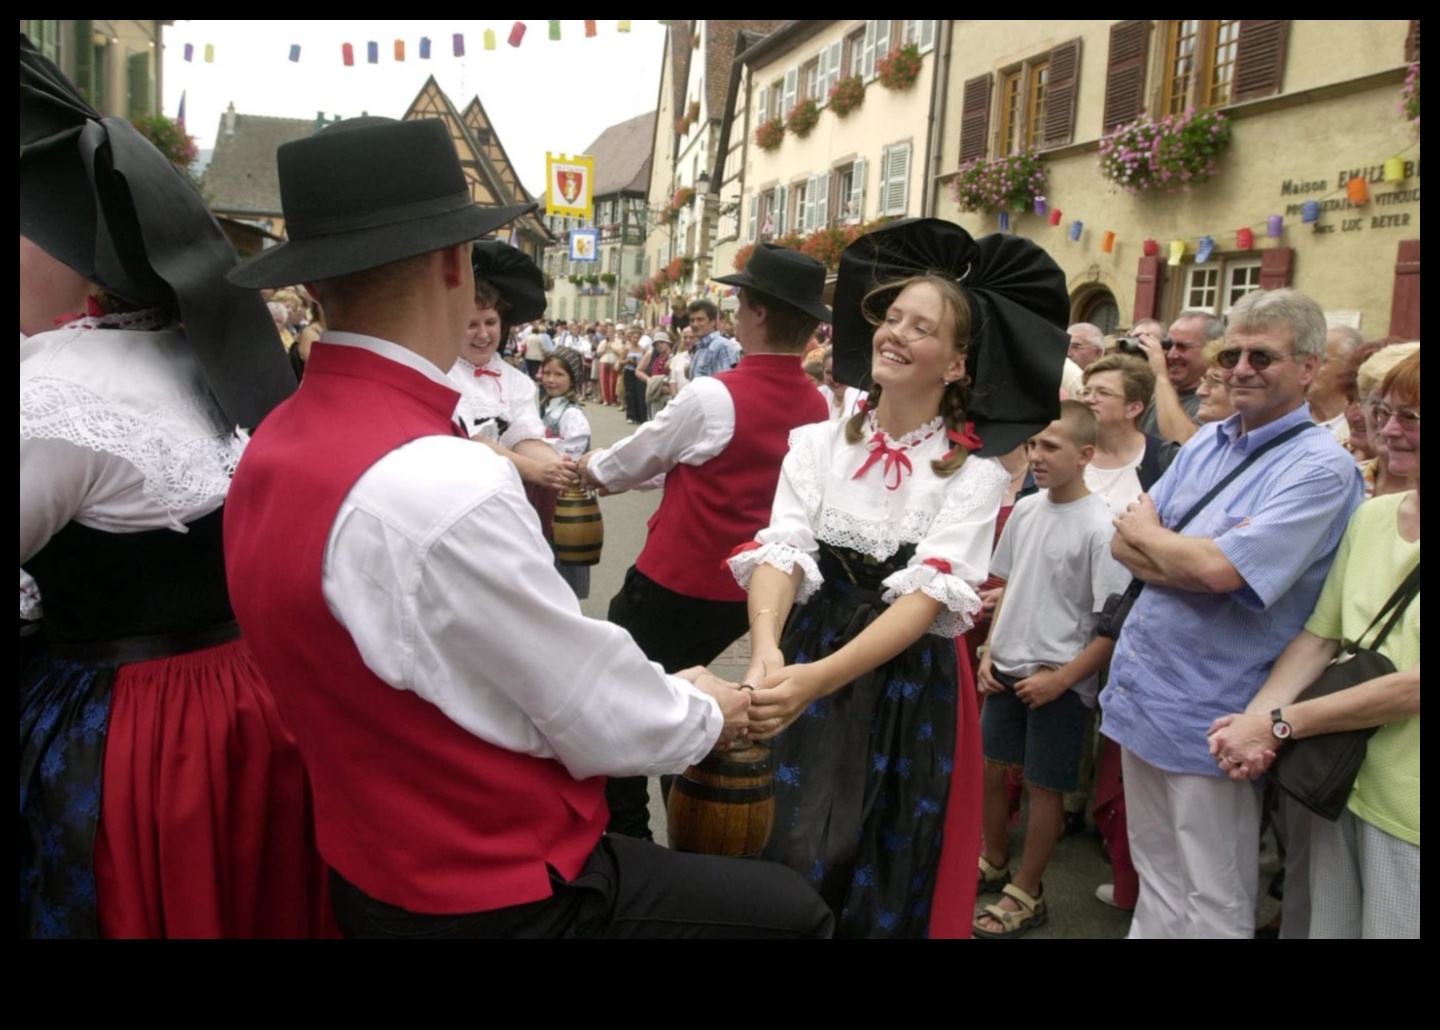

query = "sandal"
(974, 883), (1048, 939)
(977, 854), (1010, 895)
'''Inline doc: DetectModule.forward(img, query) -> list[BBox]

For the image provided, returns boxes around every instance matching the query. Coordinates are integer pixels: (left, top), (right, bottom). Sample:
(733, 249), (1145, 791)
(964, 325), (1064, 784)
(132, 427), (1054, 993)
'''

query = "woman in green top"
(1208, 351), (1420, 938)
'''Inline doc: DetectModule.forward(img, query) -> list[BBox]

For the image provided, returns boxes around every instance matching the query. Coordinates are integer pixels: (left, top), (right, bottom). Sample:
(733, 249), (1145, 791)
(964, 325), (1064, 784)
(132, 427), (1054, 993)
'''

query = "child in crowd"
(974, 401), (1131, 937)
(539, 348), (593, 599)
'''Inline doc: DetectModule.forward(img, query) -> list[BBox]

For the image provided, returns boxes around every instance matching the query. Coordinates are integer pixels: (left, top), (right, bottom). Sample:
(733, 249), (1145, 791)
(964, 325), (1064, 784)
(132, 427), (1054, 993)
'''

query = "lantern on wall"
(998, 211), (1010, 231)
(1346, 176), (1370, 204)
(1236, 227), (1255, 251)
(1267, 215), (1283, 238)
(585, 20), (598, 38)
(1142, 238), (1159, 257)
(509, 22), (527, 48)
(1196, 235), (1215, 264)
(1101, 231), (1116, 254)
(1301, 200), (1321, 224)
(1049, 208), (1063, 227)
(1383, 157), (1406, 183)
(1167, 240), (1185, 266)
(484, 30), (496, 51)
(1034, 196), (1047, 217)
(1069, 220), (1084, 242)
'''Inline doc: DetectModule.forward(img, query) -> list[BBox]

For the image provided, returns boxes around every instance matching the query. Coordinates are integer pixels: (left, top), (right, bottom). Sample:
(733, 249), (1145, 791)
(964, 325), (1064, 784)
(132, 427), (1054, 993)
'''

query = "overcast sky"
(164, 20), (666, 196)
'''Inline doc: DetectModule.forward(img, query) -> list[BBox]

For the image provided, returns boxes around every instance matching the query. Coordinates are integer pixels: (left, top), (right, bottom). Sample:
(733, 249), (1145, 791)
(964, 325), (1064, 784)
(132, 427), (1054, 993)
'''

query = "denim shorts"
(980, 669), (1090, 793)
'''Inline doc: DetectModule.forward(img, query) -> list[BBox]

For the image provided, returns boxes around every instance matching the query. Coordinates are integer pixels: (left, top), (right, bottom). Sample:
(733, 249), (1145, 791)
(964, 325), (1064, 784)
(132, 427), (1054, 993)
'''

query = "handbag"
(1098, 421), (1317, 640)
(1270, 562), (1420, 820)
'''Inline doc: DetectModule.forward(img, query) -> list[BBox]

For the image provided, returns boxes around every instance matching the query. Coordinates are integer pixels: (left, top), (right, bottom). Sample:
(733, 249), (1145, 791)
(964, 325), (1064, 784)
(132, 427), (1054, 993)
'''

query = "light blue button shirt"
(688, 332), (741, 379)
(1100, 404), (1364, 776)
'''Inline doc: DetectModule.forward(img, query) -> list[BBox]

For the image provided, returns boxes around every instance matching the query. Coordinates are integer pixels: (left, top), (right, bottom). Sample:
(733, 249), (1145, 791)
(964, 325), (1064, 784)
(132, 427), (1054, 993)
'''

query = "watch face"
(1272, 720), (1293, 740)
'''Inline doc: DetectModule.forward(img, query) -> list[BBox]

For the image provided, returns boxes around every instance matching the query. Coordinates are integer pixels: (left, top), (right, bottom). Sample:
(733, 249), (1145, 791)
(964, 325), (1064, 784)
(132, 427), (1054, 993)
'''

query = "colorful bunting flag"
(183, 43), (194, 62)
(289, 44), (301, 62)
(454, 33), (465, 56)
(342, 42), (354, 66)
(420, 36), (431, 59)
(509, 23), (527, 48)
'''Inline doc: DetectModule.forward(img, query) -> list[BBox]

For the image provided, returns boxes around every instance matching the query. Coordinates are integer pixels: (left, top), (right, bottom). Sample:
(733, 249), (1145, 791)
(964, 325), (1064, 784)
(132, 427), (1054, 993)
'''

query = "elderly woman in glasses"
(1208, 352), (1420, 938)
(1348, 343), (1421, 497)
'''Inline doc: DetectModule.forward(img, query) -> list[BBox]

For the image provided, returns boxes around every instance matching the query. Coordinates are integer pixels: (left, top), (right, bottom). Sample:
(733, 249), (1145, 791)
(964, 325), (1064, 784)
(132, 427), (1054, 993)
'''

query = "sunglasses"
(1215, 347), (1289, 371)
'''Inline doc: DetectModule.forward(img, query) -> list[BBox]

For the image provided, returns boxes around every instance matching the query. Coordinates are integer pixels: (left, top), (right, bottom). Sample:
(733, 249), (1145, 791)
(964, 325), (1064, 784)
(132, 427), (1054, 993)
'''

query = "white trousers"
(1122, 748), (1262, 939)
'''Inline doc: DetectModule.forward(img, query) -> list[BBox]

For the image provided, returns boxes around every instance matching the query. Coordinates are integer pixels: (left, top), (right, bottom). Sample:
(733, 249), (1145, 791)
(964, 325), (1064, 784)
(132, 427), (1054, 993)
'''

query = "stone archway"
(1070, 284), (1121, 335)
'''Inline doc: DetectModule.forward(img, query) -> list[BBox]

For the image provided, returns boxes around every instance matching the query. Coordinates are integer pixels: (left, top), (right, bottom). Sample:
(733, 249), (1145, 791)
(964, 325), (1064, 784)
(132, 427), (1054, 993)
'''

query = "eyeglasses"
(1369, 401), (1421, 430)
(1078, 385), (1124, 402)
(1215, 347), (1290, 371)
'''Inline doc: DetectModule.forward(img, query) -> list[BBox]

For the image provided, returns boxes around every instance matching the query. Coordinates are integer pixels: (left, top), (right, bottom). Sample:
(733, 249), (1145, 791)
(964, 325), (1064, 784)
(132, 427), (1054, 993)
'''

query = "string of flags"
(994, 139), (1417, 265)
(181, 21), (637, 65)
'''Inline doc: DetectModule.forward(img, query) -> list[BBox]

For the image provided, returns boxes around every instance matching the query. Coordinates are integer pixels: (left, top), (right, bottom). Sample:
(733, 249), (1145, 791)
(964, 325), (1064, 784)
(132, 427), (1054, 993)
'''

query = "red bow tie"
(853, 432), (915, 491)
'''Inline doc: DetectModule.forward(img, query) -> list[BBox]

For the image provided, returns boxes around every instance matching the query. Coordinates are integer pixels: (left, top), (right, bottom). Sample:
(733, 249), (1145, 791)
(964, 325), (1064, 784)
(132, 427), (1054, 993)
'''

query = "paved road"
(575, 395), (1280, 938)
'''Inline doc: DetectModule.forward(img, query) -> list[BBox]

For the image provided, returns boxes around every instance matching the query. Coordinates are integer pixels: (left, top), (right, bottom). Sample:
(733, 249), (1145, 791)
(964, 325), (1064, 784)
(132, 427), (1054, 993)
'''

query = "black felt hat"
(229, 117), (535, 289)
(832, 218), (1070, 456)
(20, 34), (295, 429)
(472, 239), (547, 324)
(712, 243), (832, 323)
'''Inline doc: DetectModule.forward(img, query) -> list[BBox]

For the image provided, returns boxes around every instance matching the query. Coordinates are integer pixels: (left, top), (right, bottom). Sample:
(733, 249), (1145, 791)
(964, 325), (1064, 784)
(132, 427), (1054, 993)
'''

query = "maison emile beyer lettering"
(1279, 161), (1419, 232)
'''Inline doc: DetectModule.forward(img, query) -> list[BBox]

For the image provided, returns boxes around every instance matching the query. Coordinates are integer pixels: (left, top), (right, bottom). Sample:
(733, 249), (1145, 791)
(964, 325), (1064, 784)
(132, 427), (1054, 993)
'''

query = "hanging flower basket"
(786, 98), (820, 139)
(131, 114), (199, 170)
(732, 243), (756, 272)
(797, 217), (897, 270)
(876, 44), (922, 92)
(660, 185), (697, 225)
(687, 100), (700, 124)
(1098, 109), (1232, 194)
(1400, 62), (1419, 133)
(828, 74), (865, 118)
(585, 273), (600, 285)
(600, 272), (617, 286)
(755, 117), (785, 152)
(951, 152), (1047, 215)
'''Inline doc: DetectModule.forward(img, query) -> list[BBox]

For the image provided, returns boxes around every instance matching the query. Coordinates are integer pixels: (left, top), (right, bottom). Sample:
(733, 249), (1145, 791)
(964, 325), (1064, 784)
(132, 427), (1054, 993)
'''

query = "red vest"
(224, 343), (606, 914)
(637, 353), (828, 601)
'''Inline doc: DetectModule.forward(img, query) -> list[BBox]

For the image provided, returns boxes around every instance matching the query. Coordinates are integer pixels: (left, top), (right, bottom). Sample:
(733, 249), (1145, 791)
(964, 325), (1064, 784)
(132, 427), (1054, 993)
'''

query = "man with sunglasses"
(1099, 288), (1363, 939)
(1133, 312), (1222, 444)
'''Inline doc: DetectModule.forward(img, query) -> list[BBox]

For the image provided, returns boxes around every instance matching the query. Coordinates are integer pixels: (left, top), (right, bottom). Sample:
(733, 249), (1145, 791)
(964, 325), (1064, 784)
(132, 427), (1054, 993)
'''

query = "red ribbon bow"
(853, 432), (914, 490)
(474, 366), (502, 379)
(943, 422), (983, 459)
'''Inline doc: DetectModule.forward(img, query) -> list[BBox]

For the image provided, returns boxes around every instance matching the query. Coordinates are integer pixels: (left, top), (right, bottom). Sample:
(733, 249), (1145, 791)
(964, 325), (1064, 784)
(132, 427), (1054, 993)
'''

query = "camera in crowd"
(1116, 336), (1147, 356)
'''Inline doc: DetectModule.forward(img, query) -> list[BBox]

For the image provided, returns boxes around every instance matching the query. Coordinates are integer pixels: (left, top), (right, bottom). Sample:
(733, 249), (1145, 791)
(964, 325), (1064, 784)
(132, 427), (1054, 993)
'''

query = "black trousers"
(605, 566), (748, 841)
(329, 833), (833, 939)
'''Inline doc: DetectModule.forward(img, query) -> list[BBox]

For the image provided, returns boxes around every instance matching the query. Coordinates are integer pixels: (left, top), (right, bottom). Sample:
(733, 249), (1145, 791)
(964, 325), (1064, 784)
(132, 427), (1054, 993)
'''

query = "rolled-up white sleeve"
(587, 377), (734, 492)
(324, 436), (721, 780)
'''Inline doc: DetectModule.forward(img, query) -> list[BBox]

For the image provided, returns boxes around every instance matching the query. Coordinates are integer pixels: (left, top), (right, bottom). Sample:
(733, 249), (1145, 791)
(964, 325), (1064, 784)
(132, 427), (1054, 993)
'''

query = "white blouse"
(729, 415), (1008, 638)
(449, 353), (546, 450)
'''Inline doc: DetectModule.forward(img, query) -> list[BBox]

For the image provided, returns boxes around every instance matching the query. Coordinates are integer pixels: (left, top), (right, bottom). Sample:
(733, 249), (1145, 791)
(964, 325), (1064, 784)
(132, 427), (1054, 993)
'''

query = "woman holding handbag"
(1207, 351), (1419, 938)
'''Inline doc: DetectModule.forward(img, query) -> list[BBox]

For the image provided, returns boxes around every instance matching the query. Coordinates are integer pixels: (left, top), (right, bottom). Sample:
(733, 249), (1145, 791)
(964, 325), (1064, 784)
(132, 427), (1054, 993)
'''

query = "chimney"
(224, 101), (237, 137)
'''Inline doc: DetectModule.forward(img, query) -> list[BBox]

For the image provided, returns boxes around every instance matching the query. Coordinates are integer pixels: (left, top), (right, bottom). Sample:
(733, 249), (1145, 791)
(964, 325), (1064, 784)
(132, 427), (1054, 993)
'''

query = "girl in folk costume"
(19, 37), (327, 937)
(538, 347), (594, 599)
(729, 219), (1071, 938)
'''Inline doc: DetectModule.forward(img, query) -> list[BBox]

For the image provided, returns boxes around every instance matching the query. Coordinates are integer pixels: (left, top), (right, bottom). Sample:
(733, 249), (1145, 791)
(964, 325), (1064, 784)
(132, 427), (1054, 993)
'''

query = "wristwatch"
(1270, 708), (1293, 741)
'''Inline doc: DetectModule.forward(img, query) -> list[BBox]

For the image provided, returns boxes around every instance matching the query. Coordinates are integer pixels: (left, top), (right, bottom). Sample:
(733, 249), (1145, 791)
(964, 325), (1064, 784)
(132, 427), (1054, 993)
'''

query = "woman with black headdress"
(728, 219), (1071, 937)
(19, 37), (324, 937)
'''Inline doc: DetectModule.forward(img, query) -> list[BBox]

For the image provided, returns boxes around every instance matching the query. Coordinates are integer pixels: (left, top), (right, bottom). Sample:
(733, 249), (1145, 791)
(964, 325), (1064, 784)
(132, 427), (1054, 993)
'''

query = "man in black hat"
(222, 118), (831, 939)
(578, 243), (831, 840)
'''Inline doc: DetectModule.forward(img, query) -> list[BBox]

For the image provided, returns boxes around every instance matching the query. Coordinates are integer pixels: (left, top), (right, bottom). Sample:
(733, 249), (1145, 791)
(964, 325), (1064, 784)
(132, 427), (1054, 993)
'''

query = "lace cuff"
(880, 562), (983, 638)
(727, 542), (823, 604)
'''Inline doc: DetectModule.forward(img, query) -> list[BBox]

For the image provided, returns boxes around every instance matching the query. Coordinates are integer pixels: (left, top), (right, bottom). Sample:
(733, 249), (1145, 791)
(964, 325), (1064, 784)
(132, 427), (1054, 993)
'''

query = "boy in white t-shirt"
(973, 401), (1131, 938)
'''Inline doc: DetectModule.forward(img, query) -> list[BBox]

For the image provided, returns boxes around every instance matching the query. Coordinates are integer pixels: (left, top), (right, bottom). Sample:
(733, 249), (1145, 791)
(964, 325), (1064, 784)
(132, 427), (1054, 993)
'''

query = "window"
(801, 58), (820, 103)
(768, 77), (784, 119)
(878, 143), (911, 217)
(1183, 257), (1262, 316)
(842, 28), (866, 78)
(790, 180), (808, 233)
(961, 40), (1079, 161)
(1161, 20), (1289, 113)
(997, 60), (1052, 157)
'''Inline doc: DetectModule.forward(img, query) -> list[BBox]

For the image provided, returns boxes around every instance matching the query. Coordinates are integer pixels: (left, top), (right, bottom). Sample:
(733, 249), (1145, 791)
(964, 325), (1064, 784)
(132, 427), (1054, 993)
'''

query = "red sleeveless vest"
(225, 343), (606, 914)
(636, 354), (829, 601)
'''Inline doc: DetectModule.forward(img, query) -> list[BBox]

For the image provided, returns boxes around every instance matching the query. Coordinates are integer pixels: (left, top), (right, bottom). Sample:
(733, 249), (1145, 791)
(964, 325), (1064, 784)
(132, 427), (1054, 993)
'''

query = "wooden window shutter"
(959, 74), (993, 163)
(813, 172), (830, 230)
(1405, 20), (1420, 62)
(1133, 255), (1164, 322)
(1102, 20), (1150, 132)
(1233, 21), (1289, 102)
(1258, 247), (1294, 291)
(850, 157), (867, 221)
(748, 195), (759, 241)
(1043, 39), (1082, 148)
(783, 67), (799, 115)
(1389, 240), (1420, 340)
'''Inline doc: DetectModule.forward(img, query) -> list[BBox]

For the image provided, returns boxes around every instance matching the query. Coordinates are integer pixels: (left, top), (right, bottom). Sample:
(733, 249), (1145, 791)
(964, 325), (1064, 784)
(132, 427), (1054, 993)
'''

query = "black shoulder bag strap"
(1101, 422), (1319, 638)
(1345, 561), (1421, 658)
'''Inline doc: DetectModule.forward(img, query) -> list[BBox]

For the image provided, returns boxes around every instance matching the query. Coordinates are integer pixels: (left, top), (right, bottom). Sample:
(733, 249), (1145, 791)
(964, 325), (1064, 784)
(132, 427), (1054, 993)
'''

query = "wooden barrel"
(552, 486), (603, 566)
(666, 742), (774, 858)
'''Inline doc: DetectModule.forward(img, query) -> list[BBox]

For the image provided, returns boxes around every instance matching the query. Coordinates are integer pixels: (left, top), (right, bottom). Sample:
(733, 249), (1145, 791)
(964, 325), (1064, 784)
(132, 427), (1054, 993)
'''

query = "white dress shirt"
(320, 333), (722, 780)
(586, 375), (736, 492)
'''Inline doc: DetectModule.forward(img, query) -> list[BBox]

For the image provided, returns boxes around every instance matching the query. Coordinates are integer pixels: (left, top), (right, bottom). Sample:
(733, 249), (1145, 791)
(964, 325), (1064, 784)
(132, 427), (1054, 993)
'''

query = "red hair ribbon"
(853, 432), (914, 490)
(943, 422), (983, 460)
(923, 557), (953, 575)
